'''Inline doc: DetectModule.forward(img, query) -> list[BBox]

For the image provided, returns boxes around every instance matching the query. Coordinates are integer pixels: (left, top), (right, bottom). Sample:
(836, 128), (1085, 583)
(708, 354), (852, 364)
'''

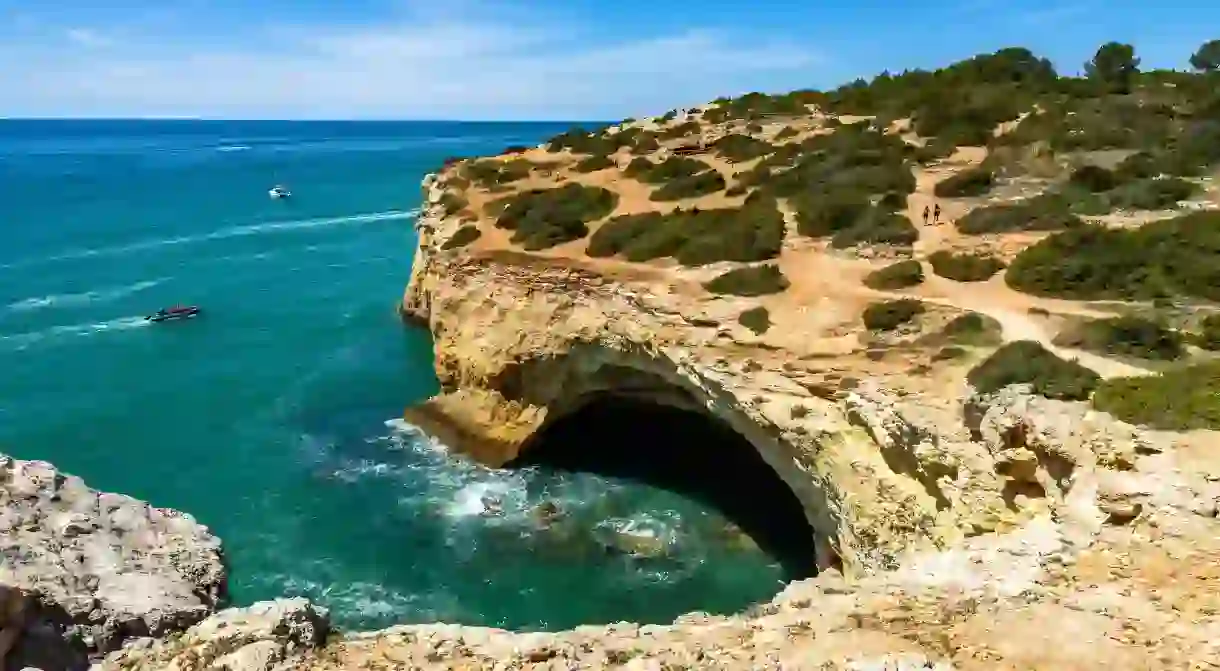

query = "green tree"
(1190, 39), (1220, 71)
(1085, 42), (1140, 93)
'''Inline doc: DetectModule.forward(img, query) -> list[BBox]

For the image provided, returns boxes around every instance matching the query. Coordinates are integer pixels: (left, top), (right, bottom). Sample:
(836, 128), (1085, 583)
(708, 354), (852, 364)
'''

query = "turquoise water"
(0, 120), (789, 631)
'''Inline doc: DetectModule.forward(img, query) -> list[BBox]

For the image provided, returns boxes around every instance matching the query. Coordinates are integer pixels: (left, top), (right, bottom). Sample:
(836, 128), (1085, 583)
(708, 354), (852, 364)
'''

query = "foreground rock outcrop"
(0, 454), (226, 670)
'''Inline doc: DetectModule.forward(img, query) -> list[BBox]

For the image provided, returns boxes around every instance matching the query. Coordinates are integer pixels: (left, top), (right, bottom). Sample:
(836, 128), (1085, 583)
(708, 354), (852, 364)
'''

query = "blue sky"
(1, 0), (1216, 120)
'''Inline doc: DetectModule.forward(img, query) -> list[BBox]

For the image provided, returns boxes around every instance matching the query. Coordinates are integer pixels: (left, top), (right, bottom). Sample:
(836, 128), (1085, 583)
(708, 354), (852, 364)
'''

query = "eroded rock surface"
(0, 454), (226, 670)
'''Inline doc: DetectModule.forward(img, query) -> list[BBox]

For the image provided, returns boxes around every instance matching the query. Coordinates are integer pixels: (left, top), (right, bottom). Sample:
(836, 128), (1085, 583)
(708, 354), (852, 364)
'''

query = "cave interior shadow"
(507, 393), (819, 581)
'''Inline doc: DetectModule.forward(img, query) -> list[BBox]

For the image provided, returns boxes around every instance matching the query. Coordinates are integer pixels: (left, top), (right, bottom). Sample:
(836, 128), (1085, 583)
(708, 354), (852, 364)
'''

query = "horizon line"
(0, 116), (614, 123)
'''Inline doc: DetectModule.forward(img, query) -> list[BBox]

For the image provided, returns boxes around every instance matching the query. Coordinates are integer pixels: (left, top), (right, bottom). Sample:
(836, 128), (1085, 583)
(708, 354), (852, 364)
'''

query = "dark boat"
(145, 305), (201, 322)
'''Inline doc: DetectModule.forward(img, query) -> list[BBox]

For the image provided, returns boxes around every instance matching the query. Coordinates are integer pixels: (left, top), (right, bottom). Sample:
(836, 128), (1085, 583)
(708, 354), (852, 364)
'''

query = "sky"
(0, 0), (1217, 120)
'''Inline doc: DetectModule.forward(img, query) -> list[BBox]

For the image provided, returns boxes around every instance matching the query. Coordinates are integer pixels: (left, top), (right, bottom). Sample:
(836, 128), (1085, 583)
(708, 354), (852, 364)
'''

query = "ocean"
(0, 119), (789, 631)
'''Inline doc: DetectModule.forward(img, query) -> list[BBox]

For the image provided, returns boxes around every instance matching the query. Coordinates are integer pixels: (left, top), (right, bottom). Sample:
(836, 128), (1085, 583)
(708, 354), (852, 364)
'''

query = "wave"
(0, 315), (148, 351)
(1, 209), (418, 270)
(215, 145), (251, 152)
(7, 278), (167, 313)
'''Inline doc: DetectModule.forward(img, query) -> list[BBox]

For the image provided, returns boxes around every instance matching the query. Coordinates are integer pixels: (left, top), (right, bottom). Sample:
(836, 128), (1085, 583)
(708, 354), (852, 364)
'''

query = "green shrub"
(738, 306), (771, 334)
(1198, 314), (1220, 350)
(940, 312), (1003, 346)
(793, 190), (872, 238)
(1114, 151), (1160, 180)
(725, 183), (748, 197)
(928, 250), (1006, 282)
(464, 158), (533, 187)
(1053, 316), (1185, 361)
(1107, 177), (1197, 210)
(831, 208), (919, 248)
(775, 126), (799, 141)
(574, 154), (615, 172)
(1068, 164), (1118, 192)
(967, 341), (1101, 400)
(877, 191), (908, 211)
(712, 134), (774, 162)
(955, 199), (1083, 234)
(1005, 212), (1220, 301)
(863, 299), (925, 331)
(933, 167), (995, 197)
(933, 345), (969, 361)
(624, 157), (654, 177)
(633, 156), (709, 183)
(660, 121), (701, 139)
(704, 265), (790, 296)
(495, 183), (618, 250)
(1093, 363), (1220, 430)
(442, 225), (482, 250)
(650, 170), (727, 201)
(438, 192), (468, 216)
(586, 199), (785, 266)
(863, 259), (925, 289)
(913, 137), (957, 164)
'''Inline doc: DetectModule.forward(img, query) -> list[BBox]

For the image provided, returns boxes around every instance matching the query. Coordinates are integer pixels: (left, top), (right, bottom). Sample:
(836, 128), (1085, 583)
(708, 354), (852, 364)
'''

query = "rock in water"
(0, 453), (226, 669)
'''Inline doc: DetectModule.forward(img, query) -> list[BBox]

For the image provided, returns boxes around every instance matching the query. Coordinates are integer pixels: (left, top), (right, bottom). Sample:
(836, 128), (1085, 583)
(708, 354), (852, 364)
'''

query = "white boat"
(268, 185), (291, 199)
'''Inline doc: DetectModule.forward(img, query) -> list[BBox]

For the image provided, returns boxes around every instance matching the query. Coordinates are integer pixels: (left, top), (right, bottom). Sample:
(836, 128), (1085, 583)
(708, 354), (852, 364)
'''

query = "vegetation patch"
(442, 225), (482, 250)
(831, 208), (919, 249)
(712, 134), (775, 162)
(704, 265), (790, 296)
(933, 167), (996, 198)
(793, 191), (872, 238)
(1197, 314), (1220, 350)
(1006, 211), (1220, 301)
(463, 158), (534, 188)
(863, 259), (925, 290)
(495, 183), (618, 250)
(1053, 316), (1185, 361)
(1093, 363), (1220, 430)
(967, 341), (1101, 400)
(438, 192), (468, 217)
(774, 126), (799, 141)
(1068, 165), (1118, 192)
(650, 170), (727, 201)
(738, 306), (772, 334)
(940, 312), (1004, 346)
(955, 198), (1083, 234)
(660, 121), (702, 139)
(928, 250), (1006, 282)
(863, 299), (925, 331)
(631, 156), (711, 184)
(586, 198), (785, 266)
(574, 154), (615, 173)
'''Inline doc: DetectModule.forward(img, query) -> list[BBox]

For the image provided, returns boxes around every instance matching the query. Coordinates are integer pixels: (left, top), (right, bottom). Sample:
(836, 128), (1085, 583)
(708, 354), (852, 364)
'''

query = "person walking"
(933, 203), (942, 225)
(922, 205), (930, 225)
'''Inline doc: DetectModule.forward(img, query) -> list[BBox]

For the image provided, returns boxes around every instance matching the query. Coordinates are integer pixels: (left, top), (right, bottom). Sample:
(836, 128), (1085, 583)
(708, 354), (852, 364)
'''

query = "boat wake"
(6, 278), (167, 313)
(0, 209), (420, 270)
(0, 315), (149, 351)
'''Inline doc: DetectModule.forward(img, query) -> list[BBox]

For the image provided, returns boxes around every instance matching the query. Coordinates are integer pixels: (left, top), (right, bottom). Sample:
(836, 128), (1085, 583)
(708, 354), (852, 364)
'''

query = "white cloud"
(0, 15), (822, 119)
(65, 27), (114, 48)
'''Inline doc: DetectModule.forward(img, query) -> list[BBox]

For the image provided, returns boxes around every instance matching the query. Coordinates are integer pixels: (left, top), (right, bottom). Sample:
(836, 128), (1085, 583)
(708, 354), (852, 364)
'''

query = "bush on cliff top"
(464, 158), (534, 188)
(586, 198), (785, 266)
(632, 156), (711, 184)
(863, 299), (925, 331)
(1093, 362), (1220, 430)
(1005, 211), (1220, 302)
(704, 264), (790, 296)
(955, 198), (1084, 234)
(863, 259), (925, 290)
(495, 183), (618, 250)
(712, 134), (775, 162)
(830, 208), (920, 249)
(940, 312), (1003, 346)
(1197, 314), (1220, 350)
(442, 225), (482, 250)
(967, 341), (1100, 400)
(649, 170), (727, 201)
(574, 154), (616, 173)
(933, 167), (996, 198)
(738, 306), (772, 334)
(1052, 315), (1185, 361)
(927, 250), (1006, 282)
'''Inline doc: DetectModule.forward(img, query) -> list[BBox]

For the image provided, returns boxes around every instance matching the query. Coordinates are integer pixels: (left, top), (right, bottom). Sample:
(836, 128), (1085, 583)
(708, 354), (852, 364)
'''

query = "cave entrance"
(508, 391), (819, 581)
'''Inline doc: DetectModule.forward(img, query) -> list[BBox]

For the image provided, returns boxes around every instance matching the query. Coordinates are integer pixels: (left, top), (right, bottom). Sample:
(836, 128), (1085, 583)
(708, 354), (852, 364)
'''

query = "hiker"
(922, 205), (930, 225)
(933, 203), (942, 224)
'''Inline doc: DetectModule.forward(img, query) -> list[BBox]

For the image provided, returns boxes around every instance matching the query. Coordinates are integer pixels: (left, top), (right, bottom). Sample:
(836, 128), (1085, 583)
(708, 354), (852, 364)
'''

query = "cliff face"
(396, 174), (1141, 577)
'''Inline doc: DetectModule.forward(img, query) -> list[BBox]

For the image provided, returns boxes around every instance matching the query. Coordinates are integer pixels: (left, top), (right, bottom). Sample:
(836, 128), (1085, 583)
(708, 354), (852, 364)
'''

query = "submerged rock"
(0, 454), (226, 669)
